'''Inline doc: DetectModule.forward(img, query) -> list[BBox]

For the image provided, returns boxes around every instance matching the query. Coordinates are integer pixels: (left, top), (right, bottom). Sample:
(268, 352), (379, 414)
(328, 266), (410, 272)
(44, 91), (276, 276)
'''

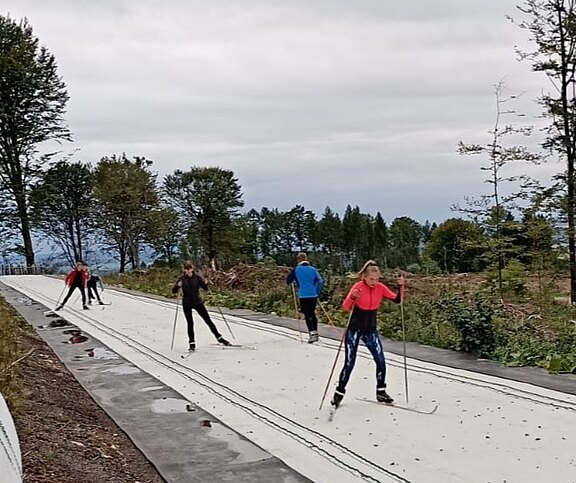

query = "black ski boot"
(98, 300), (105, 305)
(188, 342), (196, 352)
(376, 387), (394, 404)
(217, 336), (231, 346)
(331, 387), (346, 408)
(308, 331), (319, 344)
(83, 305), (90, 310)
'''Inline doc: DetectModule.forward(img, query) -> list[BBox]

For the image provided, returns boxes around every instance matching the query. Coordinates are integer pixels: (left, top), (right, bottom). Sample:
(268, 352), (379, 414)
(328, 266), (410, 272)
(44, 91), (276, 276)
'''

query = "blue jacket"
(287, 262), (323, 298)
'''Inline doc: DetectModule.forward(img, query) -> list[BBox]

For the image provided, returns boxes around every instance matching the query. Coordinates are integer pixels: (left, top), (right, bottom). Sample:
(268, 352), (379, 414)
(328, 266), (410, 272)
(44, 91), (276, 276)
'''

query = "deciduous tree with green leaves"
(93, 154), (160, 272)
(145, 206), (181, 266)
(0, 16), (71, 265)
(29, 161), (93, 265)
(423, 218), (486, 273)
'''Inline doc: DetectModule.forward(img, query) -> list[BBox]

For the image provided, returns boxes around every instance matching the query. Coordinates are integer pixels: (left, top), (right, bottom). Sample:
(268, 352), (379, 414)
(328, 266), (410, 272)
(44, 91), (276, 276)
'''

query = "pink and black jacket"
(342, 281), (403, 331)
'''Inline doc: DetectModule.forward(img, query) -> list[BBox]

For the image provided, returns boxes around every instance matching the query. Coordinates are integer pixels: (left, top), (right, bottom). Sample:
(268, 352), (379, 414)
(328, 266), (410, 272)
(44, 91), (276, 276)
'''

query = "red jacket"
(65, 268), (87, 287)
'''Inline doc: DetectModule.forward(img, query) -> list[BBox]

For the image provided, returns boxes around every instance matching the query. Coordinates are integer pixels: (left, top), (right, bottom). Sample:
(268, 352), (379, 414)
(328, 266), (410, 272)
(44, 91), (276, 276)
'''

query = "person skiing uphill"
(56, 261), (89, 311)
(286, 252), (323, 343)
(172, 261), (230, 352)
(331, 260), (404, 408)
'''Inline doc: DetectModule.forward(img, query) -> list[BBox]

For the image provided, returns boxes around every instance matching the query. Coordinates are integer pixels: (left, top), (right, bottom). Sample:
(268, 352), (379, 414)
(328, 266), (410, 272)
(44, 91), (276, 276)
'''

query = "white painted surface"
(0, 393), (22, 483)
(3, 275), (576, 483)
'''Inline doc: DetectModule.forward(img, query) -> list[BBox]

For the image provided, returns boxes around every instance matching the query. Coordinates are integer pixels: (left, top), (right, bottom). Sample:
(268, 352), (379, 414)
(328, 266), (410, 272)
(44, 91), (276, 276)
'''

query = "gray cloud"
(4, 0), (552, 223)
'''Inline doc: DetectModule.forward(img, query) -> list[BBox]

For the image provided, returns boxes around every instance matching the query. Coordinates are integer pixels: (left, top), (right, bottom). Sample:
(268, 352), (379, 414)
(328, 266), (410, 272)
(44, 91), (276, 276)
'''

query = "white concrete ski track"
(3, 275), (576, 483)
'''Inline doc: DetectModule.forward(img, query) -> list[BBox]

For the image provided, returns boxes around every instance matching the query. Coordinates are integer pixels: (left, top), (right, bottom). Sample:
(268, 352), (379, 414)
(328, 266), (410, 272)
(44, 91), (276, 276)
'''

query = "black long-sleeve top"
(172, 273), (208, 305)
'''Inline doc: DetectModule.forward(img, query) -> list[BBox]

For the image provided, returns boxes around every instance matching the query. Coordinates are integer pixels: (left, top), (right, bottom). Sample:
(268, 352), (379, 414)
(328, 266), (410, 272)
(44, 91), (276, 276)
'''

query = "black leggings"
(299, 297), (318, 332)
(87, 282), (101, 301)
(183, 303), (221, 344)
(61, 284), (86, 306)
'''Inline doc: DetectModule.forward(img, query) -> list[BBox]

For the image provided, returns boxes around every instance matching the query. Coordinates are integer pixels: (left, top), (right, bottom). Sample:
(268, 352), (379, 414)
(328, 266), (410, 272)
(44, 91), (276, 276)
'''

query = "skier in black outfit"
(86, 266), (105, 305)
(172, 261), (230, 352)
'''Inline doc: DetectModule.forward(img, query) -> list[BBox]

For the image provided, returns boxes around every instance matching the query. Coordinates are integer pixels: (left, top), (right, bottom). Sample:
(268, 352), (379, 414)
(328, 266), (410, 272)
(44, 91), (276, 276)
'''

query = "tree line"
(3, 4), (576, 301)
(5, 151), (561, 279)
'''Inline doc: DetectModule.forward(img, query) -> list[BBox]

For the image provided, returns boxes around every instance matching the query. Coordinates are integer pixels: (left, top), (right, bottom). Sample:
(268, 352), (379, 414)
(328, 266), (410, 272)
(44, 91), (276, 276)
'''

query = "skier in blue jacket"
(286, 252), (323, 343)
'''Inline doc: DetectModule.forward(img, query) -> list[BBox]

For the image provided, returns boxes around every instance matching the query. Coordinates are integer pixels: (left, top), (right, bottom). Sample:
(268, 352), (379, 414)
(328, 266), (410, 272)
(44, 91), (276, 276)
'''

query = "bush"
(484, 259), (527, 298)
(401, 293), (499, 358)
(452, 295), (498, 357)
(406, 263), (421, 274)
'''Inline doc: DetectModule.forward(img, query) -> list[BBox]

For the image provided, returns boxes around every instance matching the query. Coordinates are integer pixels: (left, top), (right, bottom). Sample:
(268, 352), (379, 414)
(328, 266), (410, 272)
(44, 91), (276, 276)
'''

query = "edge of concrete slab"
(0, 282), (312, 483)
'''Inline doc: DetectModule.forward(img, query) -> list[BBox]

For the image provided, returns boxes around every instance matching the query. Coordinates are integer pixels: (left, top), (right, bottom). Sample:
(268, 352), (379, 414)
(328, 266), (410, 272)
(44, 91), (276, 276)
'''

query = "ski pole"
(399, 284), (409, 405)
(291, 283), (303, 344)
(170, 294), (180, 350)
(318, 301), (335, 326)
(216, 304), (236, 340)
(54, 285), (67, 311)
(319, 307), (354, 411)
(206, 288), (236, 340)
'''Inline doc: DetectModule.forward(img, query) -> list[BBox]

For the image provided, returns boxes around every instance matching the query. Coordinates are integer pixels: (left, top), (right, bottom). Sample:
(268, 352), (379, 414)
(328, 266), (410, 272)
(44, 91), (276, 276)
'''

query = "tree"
(423, 218), (486, 273)
(145, 206), (181, 266)
(518, 208), (556, 292)
(341, 205), (374, 269)
(373, 212), (389, 268)
(164, 167), (244, 269)
(220, 214), (259, 266)
(256, 207), (283, 259)
(457, 81), (539, 297)
(421, 220), (437, 244)
(0, 214), (18, 264)
(388, 216), (422, 269)
(513, 0), (576, 302)
(0, 16), (71, 265)
(93, 155), (160, 272)
(281, 205), (316, 253)
(29, 161), (93, 265)
(315, 206), (342, 256)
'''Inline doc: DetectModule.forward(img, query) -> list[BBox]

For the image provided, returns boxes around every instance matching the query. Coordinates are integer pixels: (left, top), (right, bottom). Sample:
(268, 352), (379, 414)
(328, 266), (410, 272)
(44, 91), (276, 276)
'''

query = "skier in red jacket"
(56, 261), (89, 311)
(331, 260), (404, 408)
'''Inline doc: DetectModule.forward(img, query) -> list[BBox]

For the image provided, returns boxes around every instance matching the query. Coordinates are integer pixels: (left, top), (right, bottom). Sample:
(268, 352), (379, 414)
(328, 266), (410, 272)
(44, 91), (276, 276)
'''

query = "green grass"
(0, 295), (28, 408)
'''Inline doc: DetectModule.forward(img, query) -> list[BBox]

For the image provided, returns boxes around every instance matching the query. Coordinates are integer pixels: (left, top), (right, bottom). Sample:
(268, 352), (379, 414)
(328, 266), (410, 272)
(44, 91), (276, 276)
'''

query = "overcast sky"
(3, 1), (559, 223)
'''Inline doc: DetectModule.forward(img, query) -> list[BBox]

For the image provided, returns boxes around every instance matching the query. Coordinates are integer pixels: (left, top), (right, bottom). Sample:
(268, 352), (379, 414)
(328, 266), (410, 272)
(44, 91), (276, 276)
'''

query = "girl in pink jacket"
(331, 260), (404, 408)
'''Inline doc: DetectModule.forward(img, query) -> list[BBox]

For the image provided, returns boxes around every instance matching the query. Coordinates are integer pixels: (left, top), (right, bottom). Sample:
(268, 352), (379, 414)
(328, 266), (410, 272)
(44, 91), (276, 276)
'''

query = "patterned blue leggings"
(337, 328), (387, 391)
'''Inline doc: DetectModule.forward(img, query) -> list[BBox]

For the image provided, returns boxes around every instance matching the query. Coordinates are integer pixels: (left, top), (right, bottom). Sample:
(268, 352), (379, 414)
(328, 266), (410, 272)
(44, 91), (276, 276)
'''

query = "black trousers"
(62, 284), (86, 306)
(87, 281), (101, 301)
(299, 297), (318, 332)
(183, 303), (221, 344)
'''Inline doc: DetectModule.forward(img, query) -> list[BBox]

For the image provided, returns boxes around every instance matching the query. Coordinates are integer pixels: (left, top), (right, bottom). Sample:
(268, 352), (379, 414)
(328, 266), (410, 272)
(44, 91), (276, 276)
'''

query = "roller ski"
(209, 343), (256, 350)
(181, 343), (195, 359)
(356, 396), (438, 415)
